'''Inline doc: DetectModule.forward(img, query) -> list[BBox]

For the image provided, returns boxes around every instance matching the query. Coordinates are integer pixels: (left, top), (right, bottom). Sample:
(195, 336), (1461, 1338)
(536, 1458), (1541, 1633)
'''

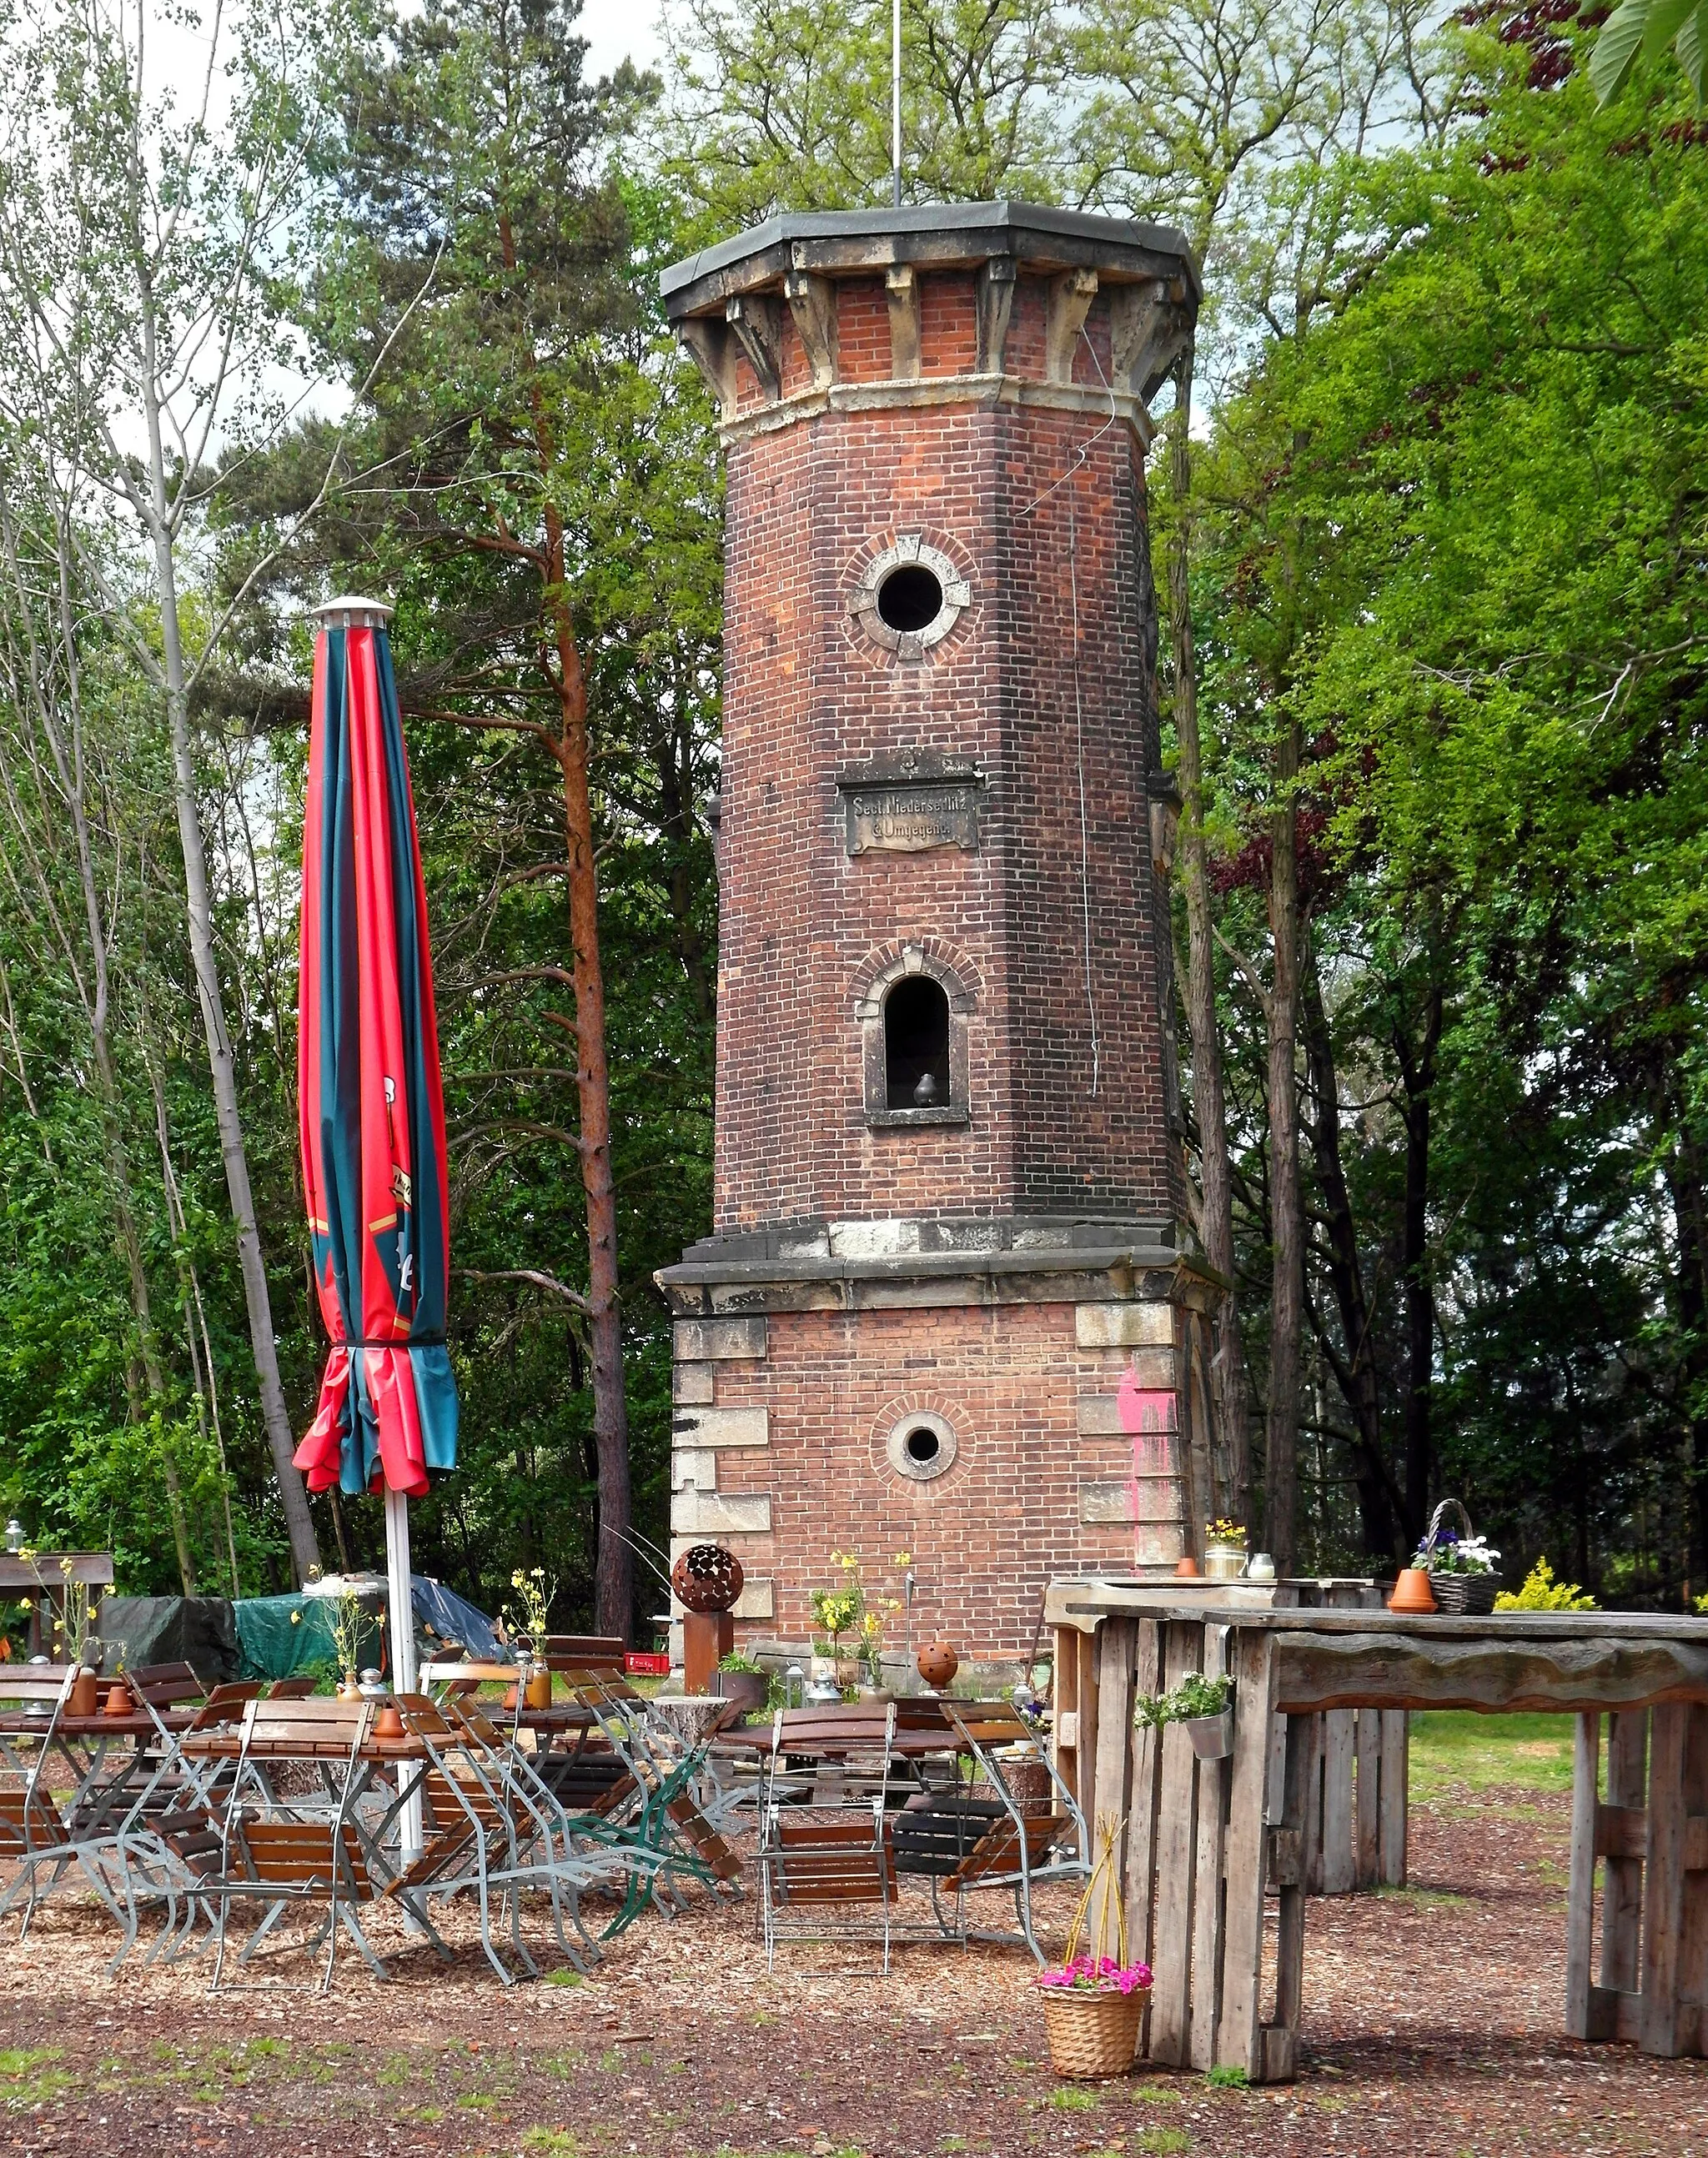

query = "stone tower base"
(659, 1218), (1221, 1659)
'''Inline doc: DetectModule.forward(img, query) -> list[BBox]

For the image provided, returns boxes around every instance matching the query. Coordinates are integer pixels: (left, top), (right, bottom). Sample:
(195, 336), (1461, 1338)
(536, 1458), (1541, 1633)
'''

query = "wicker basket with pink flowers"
(1034, 1820), (1152, 2080)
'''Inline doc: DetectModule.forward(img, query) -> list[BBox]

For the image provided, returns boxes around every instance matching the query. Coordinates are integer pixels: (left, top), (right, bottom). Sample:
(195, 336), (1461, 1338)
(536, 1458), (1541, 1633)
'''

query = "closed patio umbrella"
(293, 596), (457, 1796)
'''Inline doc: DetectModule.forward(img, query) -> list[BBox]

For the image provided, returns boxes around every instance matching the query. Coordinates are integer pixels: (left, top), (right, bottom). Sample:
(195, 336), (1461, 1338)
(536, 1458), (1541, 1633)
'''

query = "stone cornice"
(718, 370), (1158, 450)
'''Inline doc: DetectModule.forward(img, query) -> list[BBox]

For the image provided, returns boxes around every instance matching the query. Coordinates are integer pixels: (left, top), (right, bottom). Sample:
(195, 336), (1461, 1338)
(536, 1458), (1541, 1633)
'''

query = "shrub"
(1494, 1559), (1595, 1611)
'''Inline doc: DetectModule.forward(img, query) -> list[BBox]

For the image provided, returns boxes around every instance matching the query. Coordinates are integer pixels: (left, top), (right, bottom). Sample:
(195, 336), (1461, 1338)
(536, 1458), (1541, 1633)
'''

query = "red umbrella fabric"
(293, 599), (457, 1499)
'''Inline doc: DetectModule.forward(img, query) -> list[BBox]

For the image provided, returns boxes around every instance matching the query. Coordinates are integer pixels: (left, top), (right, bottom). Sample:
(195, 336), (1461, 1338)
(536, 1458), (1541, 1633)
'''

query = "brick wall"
(670, 1300), (1191, 1657)
(714, 270), (1179, 1233)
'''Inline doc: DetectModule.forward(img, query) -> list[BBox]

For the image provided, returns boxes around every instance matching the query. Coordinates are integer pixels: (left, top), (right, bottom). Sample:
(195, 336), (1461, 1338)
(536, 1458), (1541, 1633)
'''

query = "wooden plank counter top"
(1045, 1580), (1708, 1714)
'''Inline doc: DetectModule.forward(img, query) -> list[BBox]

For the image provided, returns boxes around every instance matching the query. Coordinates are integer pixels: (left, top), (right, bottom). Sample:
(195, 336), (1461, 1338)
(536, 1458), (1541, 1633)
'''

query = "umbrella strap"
(332, 1337), (447, 1350)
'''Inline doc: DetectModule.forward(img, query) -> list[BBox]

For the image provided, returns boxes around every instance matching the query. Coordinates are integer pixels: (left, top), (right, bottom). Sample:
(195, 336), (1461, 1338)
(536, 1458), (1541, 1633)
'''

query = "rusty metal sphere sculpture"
(671, 1543), (744, 1614)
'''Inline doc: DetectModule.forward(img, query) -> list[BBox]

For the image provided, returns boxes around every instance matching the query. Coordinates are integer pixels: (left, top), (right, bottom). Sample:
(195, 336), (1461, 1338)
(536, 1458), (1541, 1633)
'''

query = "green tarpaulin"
(94, 1596), (240, 1682)
(234, 1590), (387, 1681)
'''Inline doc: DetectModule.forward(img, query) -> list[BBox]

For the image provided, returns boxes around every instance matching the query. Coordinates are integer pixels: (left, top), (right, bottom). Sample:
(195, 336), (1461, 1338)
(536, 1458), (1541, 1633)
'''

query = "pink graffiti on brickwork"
(1118, 1365), (1178, 1563)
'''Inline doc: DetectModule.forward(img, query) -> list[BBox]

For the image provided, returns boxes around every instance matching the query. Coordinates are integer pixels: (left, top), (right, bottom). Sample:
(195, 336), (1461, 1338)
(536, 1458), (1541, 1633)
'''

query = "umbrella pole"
(384, 1483), (424, 1857)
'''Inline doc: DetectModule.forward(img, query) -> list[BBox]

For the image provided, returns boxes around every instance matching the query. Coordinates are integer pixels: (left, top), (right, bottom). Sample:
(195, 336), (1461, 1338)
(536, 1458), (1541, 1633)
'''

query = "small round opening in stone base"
(886, 1409), (958, 1483)
(877, 563), (944, 635)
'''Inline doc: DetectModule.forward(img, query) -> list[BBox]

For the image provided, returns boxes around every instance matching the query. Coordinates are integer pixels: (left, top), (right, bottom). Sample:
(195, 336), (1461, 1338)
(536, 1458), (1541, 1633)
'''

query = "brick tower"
(658, 204), (1215, 1663)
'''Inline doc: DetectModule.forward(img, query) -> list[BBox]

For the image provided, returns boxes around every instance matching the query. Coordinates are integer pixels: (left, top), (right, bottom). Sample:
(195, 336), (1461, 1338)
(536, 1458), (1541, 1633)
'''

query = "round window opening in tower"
(876, 562), (944, 635)
(884, 975), (952, 1110)
(883, 1407), (960, 1483)
(903, 1424), (942, 1468)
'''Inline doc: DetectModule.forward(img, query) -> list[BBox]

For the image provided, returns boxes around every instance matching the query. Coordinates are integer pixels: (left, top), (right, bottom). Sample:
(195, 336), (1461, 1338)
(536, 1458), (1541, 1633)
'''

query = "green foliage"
(656, 0), (1069, 234)
(1186, 27), (1708, 1594)
(1134, 1672), (1233, 1730)
(1495, 1561), (1597, 1612)
(1590, 0), (1707, 104)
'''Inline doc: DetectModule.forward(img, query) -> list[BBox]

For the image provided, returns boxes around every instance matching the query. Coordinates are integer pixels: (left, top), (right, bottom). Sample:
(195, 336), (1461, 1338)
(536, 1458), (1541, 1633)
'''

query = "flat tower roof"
(661, 199), (1201, 319)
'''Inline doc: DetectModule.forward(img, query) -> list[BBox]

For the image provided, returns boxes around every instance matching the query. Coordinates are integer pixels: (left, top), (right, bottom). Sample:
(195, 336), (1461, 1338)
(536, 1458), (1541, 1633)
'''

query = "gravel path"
(5, 1781), (1707, 2156)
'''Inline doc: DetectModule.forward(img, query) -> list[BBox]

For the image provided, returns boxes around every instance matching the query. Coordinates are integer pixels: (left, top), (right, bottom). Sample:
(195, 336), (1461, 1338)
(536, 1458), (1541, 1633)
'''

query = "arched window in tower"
(884, 976), (952, 1110)
(855, 943), (972, 1127)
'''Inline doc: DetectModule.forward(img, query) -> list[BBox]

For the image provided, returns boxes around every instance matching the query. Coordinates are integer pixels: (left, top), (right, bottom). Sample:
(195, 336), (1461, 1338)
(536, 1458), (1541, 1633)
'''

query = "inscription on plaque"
(842, 781), (983, 856)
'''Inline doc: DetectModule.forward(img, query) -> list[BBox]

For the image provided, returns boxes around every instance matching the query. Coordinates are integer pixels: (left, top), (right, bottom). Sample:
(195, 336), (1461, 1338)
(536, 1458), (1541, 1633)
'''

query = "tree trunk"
(1168, 340), (1251, 1523)
(138, 358), (319, 1583)
(545, 536), (633, 1644)
(15, 510), (197, 1593)
(1394, 986), (1444, 1549)
(1263, 719), (1304, 1572)
(1665, 1094), (1708, 1590)
(1300, 950), (1399, 1565)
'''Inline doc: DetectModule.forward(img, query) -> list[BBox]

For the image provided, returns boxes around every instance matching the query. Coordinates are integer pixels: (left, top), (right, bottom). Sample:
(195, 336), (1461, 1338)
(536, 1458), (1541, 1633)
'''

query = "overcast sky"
(581, 0), (663, 80)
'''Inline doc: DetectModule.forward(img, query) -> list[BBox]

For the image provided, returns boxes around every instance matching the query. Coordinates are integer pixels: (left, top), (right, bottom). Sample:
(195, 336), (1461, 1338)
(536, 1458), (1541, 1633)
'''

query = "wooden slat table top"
(714, 1725), (967, 1758)
(1047, 1583), (1708, 1639)
(1049, 1582), (1708, 1714)
(514, 1704), (597, 1734)
(0, 1709), (193, 1737)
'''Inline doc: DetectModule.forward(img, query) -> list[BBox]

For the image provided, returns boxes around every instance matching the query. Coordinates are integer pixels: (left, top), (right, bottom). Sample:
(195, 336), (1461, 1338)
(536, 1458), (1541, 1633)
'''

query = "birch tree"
(0, 0), (335, 1578)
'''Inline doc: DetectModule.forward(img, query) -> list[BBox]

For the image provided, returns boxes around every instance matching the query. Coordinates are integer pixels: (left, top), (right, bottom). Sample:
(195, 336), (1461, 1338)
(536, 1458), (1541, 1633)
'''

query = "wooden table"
(1046, 1581), (1708, 2083)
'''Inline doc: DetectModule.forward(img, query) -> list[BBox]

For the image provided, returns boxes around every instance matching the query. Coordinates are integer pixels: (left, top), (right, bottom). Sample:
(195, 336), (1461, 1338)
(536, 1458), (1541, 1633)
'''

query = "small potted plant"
(328, 1588), (376, 1699)
(714, 1652), (771, 1717)
(811, 1549), (907, 1694)
(1035, 1822), (1152, 2079)
(1133, 1670), (1236, 1759)
(1203, 1519), (1248, 1582)
(811, 1566), (862, 1691)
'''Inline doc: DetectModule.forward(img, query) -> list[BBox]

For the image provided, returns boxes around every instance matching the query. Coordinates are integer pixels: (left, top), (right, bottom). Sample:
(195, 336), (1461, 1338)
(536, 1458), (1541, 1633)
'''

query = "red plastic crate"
(625, 1651), (671, 1677)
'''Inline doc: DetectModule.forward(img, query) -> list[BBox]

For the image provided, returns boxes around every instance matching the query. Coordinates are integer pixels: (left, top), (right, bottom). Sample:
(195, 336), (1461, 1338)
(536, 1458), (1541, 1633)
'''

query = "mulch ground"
(5, 1779), (1708, 2157)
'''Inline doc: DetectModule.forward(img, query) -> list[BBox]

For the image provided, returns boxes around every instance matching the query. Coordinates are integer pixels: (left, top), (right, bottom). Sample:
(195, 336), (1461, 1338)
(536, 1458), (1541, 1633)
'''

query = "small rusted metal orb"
(671, 1543), (745, 1614)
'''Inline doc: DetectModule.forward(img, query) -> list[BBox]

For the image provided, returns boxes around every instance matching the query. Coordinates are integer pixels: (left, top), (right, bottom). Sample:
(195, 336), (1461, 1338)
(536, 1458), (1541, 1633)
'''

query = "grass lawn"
(1407, 1709), (1577, 1800)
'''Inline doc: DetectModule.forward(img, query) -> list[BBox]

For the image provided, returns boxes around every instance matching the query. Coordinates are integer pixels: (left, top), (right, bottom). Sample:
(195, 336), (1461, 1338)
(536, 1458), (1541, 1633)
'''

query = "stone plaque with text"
(841, 780), (984, 855)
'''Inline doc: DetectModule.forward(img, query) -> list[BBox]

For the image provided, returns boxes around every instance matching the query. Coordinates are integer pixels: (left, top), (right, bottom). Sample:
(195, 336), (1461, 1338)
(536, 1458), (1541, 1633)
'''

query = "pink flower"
(1036, 1955), (1153, 1995)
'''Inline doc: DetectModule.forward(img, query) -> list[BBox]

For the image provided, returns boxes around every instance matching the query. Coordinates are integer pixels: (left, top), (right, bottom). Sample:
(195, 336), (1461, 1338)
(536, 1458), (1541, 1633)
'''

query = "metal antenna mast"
(892, 0), (902, 207)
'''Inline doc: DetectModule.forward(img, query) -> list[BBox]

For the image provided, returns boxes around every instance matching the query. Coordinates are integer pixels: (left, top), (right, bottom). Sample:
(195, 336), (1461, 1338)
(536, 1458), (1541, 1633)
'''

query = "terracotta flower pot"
(917, 1639), (959, 1691)
(1388, 1566), (1438, 1615)
(501, 1683), (520, 1709)
(373, 1701), (405, 1741)
(103, 1684), (132, 1716)
(1173, 1556), (1201, 1579)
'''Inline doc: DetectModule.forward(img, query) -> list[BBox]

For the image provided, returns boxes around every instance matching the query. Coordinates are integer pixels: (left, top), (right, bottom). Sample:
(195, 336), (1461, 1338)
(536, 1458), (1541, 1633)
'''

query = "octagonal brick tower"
(657, 203), (1220, 1661)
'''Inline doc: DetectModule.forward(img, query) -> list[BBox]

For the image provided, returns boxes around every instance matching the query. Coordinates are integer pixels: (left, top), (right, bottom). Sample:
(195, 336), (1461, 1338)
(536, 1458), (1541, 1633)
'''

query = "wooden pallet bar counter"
(1046, 1582), (1708, 2082)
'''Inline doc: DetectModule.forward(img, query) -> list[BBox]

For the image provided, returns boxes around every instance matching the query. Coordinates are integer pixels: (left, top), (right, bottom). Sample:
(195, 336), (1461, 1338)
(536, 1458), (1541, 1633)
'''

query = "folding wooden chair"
(758, 1794), (898, 1971)
(388, 1692), (623, 1981)
(761, 1704), (899, 1812)
(553, 1672), (744, 1920)
(931, 1699), (1088, 1960)
(542, 1635), (628, 1683)
(204, 1697), (392, 1991)
(0, 1667), (155, 1960)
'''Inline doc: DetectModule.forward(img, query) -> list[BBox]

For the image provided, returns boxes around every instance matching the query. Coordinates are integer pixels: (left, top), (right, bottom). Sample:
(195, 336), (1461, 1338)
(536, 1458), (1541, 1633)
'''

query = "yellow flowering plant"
(328, 1588), (383, 1679)
(812, 1550), (910, 1683)
(1498, 1559), (1596, 1611)
(504, 1566), (553, 1649)
(1206, 1519), (1248, 1549)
